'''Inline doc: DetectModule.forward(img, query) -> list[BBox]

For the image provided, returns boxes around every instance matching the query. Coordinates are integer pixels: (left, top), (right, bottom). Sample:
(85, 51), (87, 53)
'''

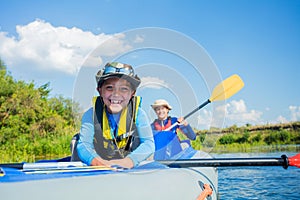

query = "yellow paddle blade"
(209, 74), (244, 102)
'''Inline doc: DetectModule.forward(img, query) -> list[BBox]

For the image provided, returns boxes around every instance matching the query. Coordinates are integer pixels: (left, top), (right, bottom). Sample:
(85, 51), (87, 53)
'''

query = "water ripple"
(215, 152), (300, 199)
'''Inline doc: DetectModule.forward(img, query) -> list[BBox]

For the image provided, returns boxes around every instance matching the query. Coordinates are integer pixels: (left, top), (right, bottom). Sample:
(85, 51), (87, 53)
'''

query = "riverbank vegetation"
(190, 122), (300, 153)
(1, 59), (299, 163)
(0, 59), (81, 162)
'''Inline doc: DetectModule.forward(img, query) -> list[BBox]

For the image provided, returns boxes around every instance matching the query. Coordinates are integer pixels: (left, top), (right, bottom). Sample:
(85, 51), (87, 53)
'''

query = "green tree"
(0, 59), (80, 162)
(264, 130), (291, 145)
(218, 134), (236, 145)
(250, 133), (262, 143)
(236, 131), (250, 143)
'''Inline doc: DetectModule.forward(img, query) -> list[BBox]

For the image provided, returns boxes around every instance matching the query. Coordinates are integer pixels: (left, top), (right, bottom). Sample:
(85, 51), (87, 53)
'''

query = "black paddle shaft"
(0, 163), (24, 169)
(158, 155), (289, 169)
(183, 99), (211, 120)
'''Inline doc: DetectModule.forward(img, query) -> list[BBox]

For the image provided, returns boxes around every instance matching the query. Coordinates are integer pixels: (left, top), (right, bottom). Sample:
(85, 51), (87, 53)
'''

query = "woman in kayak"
(151, 99), (196, 148)
(75, 62), (155, 169)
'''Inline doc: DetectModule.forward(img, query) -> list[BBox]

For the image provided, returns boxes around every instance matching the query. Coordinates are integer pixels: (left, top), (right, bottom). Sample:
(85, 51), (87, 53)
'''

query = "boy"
(76, 62), (154, 169)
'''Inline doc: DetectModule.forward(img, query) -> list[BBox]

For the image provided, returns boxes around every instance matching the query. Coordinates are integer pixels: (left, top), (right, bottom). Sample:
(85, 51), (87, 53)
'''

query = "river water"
(213, 152), (300, 199)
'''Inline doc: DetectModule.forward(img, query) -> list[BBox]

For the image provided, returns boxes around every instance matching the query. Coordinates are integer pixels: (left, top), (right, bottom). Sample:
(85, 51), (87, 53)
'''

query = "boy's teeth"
(111, 100), (121, 104)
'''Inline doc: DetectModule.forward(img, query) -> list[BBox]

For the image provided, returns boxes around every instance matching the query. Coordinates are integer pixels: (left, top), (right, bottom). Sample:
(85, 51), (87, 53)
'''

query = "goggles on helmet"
(96, 62), (140, 88)
(102, 64), (134, 76)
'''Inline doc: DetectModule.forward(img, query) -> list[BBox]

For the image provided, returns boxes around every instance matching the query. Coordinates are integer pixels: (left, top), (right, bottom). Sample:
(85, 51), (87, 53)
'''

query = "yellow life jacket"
(93, 96), (141, 159)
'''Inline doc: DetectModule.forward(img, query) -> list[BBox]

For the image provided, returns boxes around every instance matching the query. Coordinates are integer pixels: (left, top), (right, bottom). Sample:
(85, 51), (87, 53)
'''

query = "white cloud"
(271, 106), (300, 124)
(276, 115), (289, 123)
(133, 35), (144, 43)
(227, 99), (247, 113)
(0, 19), (131, 75)
(289, 105), (300, 121)
(197, 99), (264, 128)
(140, 76), (170, 89)
(225, 100), (263, 125)
(197, 109), (213, 129)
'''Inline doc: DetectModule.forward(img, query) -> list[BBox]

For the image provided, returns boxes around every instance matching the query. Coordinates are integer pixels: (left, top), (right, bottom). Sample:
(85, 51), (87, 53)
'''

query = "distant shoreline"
(208, 144), (300, 154)
(189, 121), (300, 153)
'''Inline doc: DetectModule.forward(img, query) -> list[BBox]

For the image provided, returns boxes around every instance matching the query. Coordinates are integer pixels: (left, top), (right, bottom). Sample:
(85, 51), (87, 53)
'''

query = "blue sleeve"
(127, 108), (155, 166)
(76, 108), (99, 165)
(179, 124), (196, 140)
(77, 107), (155, 167)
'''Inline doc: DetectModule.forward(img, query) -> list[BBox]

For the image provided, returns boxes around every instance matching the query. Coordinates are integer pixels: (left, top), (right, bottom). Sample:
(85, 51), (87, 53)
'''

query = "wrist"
(91, 157), (105, 166)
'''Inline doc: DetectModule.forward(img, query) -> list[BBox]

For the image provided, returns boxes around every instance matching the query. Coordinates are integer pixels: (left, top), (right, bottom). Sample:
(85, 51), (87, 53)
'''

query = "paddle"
(158, 153), (300, 169)
(0, 161), (86, 170)
(1, 153), (299, 170)
(165, 74), (244, 131)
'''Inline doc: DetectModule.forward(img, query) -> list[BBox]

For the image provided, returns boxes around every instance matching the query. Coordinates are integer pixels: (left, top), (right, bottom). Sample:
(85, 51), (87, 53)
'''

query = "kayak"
(0, 147), (218, 200)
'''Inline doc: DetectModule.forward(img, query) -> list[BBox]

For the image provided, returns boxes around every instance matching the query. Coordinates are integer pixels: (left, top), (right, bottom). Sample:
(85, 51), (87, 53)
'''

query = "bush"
(236, 132), (250, 143)
(0, 60), (80, 162)
(264, 130), (291, 145)
(218, 134), (236, 145)
(250, 133), (262, 143)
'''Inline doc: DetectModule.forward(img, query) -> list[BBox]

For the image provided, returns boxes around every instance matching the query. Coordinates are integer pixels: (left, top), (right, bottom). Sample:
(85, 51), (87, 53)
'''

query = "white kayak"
(0, 147), (218, 200)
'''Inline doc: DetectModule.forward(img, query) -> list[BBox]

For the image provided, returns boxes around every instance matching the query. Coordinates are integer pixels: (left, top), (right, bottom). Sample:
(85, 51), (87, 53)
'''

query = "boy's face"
(98, 77), (135, 113)
(154, 106), (169, 120)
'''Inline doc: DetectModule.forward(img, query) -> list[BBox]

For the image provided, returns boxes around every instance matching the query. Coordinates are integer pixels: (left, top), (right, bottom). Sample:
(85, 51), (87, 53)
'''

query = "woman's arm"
(177, 117), (196, 140)
(179, 124), (196, 140)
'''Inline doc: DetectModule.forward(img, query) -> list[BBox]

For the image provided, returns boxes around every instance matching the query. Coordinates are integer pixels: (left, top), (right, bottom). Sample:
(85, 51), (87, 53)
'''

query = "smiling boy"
(76, 62), (155, 169)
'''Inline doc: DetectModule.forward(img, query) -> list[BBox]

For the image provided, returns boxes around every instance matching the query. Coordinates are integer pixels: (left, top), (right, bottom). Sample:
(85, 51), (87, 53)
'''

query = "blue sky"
(1, 0), (299, 129)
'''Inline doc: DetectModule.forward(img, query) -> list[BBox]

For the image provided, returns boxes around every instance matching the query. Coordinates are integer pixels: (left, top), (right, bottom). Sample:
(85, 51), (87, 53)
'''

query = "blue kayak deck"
(1, 147), (197, 183)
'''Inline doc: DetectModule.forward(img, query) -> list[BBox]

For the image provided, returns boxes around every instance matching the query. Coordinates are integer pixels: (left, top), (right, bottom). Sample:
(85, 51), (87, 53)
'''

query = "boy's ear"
(97, 87), (101, 95)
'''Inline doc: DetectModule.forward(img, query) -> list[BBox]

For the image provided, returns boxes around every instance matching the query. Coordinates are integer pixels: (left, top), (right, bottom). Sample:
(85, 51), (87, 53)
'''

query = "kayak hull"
(1, 167), (217, 200)
(0, 149), (218, 200)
